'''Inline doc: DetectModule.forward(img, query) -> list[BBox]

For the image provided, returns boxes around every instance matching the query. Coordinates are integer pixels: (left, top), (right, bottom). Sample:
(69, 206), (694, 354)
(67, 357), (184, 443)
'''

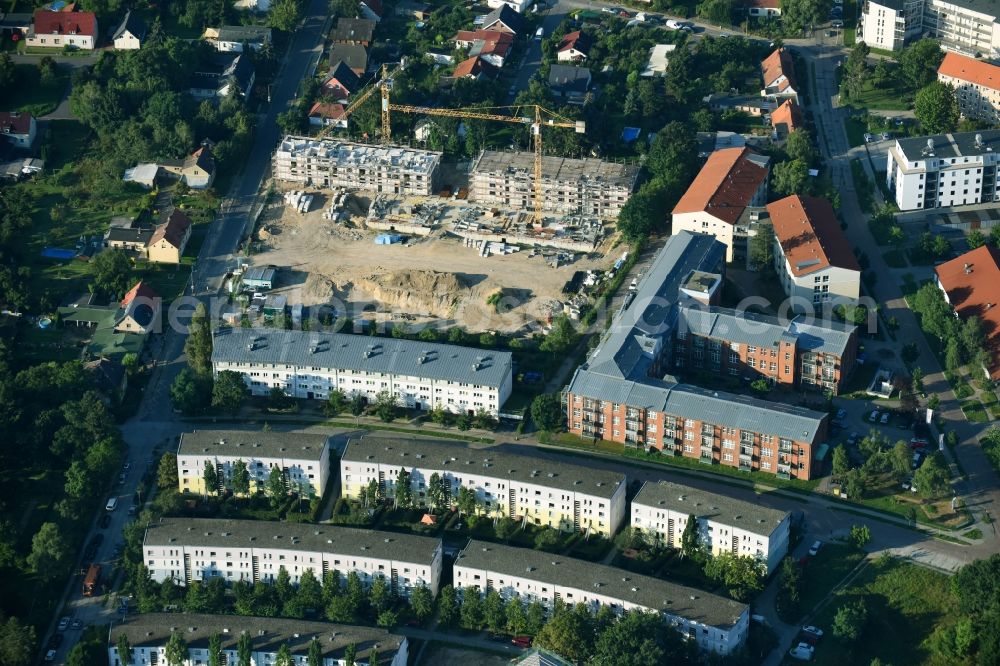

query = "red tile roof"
(452, 55), (494, 78)
(121, 280), (158, 307)
(771, 99), (803, 133)
(672, 147), (770, 225)
(761, 47), (796, 93)
(0, 112), (33, 135)
(768, 194), (860, 277)
(309, 102), (346, 120)
(748, 0), (780, 8)
(558, 30), (591, 55)
(32, 9), (97, 38)
(937, 51), (1000, 91)
(150, 209), (192, 249)
(935, 245), (1000, 379)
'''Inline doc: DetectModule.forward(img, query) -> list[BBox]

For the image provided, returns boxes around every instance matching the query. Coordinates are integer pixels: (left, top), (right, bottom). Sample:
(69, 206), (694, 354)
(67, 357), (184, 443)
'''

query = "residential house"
(935, 244), (1000, 379)
(481, 5), (525, 35)
(746, 0), (781, 17)
(454, 29), (514, 67)
(937, 52), (1000, 123)
(322, 60), (362, 100)
(547, 64), (591, 104)
(395, 0), (430, 19)
(760, 47), (799, 102)
(556, 30), (592, 62)
(330, 18), (375, 45)
(212, 25), (272, 52)
(769, 194), (862, 312)
(0, 13), (31, 41)
(487, 0), (532, 11)
(0, 112), (36, 149)
(26, 10), (97, 50)
(114, 281), (160, 334)
(359, 0), (383, 22)
(111, 10), (145, 49)
(705, 92), (779, 117)
(641, 43), (676, 77)
(104, 219), (153, 254)
(452, 55), (497, 80)
(160, 145), (216, 189)
(109, 615), (408, 666)
(233, 0), (272, 11)
(189, 53), (255, 99)
(770, 98), (803, 139)
(671, 146), (771, 265)
(308, 102), (348, 128)
(83, 357), (128, 403)
(146, 209), (193, 264)
(329, 43), (369, 76)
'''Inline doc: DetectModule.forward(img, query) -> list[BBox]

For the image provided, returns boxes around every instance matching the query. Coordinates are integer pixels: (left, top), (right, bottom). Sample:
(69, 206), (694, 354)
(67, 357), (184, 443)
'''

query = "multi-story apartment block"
(630, 480), (791, 574)
(564, 231), (829, 479)
(454, 540), (749, 655)
(469, 150), (638, 220)
(674, 304), (858, 393)
(858, 0), (923, 50)
(937, 52), (1000, 122)
(273, 136), (442, 195)
(143, 518), (443, 597)
(887, 129), (1000, 210)
(176, 430), (331, 497)
(767, 194), (862, 311)
(860, 0), (1000, 56)
(211, 327), (513, 416)
(109, 614), (407, 666)
(340, 437), (626, 536)
(671, 147), (770, 266)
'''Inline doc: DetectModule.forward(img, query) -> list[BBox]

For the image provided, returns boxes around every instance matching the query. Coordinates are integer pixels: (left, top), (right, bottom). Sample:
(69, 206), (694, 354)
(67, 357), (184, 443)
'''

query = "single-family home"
(454, 29), (514, 67)
(83, 357), (128, 404)
(322, 61), (362, 100)
(330, 18), (375, 45)
(359, 0), (383, 22)
(705, 92), (779, 117)
(26, 10), (97, 50)
(308, 102), (348, 128)
(114, 281), (160, 334)
(770, 98), (803, 139)
(935, 245), (1000, 380)
(746, 0), (781, 18)
(481, 5), (524, 35)
(0, 13), (31, 42)
(104, 218), (154, 254)
(233, 0), (271, 11)
(548, 64), (591, 104)
(395, 0), (430, 20)
(0, 112), (36, 149)
(112, 10), (145, 50)
(487, 0), (532, 12)
(761, 47), (799, 102)
(329, 43), (368, 76)
(212, 25), (272, 52)
(146, 210), (193, 264)
(189, 54), (255, 99)
(160, 145), (216, 189)
(556, 30), (592, 62)
(452, 55), (497, 80)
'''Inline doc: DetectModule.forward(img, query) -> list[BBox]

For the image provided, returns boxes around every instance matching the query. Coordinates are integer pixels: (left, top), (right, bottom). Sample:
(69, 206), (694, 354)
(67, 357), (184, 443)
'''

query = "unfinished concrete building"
(273, 136), (442, 195)
(470, 150), (640, 220)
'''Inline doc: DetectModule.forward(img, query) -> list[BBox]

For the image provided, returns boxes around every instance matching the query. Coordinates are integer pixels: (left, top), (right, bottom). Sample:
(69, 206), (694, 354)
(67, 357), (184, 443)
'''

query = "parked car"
(910, 438), (929, 449)
(808, 540), (822, 556)
(512, 636), (532, 648)
(70, 619), (83, 630)
(789, 643), (815, 661)
(868, 409), (879, 422)
(802, 625), (824, 639)
(45, 650), (57, 662)
(880, 412), (891, 424)
(847, 432), (860, 446)
(831, 19), (844, 27)
(912, 451), (926, 469)
(57, 618), (70, 632)
(601, 6), (616, 12)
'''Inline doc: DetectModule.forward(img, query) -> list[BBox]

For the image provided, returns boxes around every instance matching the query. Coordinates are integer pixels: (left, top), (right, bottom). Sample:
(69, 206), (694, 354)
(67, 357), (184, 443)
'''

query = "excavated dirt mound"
(348, 270), (468, 318)
(303, 273), (336, 302)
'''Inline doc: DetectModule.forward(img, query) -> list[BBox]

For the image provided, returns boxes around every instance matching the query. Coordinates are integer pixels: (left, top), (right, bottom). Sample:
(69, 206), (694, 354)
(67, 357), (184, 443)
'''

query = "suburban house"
(770, 98), (803, 139)
(481, 5), (525, 35)
(83, 357), (128, 404)
(26, 10), (97, 50)
(671, 146), (771, 266)
(556, 30), (592, 62)
(322, 61), (361, 100)
(452, 55), (497, 80)
(308, 102), (348, 128)
(111, 10), (145, 49)
(211, 25), (272, 52)
(746, 0), (781, 17)
(769, 194), (862, 312)
(329, 43), (368, 76)
(104, 216), (153, 253)
(330, 18), (375, 45)
(146, 209), (193, 264)
(359, 0), (384, 22)
(454, 29), (514, 67)
(0, 112), (36, 149)
(705, 92), (779, 117)
(115, 281), (160, 334)
(395, 0), (430, 19)
(641, 43), (676, 77)
(160, 145), (216, 189)
(487, 0), (531, 11)
(548, 64), (591, 104)
(0, 13), (31, 41)
(935, 244), (1000, 379)
(189, 54), (255, 99)
(937, 51), (1000, 123)
(234, 0), (271, 11)
(760, 47), (799, 102)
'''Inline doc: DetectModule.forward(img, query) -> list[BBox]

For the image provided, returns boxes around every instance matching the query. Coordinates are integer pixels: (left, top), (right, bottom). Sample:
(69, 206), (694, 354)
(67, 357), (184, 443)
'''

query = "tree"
(680, 514), (701, 559)
(456, 485), (477, 517)
(703, 552), (766, 601)
(184, 302), (213, 375)
(212, 370), (249, 415)
(203, 460), (219, 496)
(207, 633), (222, 666)
(914, 451), (951, 499)
(526, 601), (546, 634)
(394, 468), (413, 508)
(371, 390), (398, 422)
(535, 604), (593, 663)
(772, 158), (809, 196)
(91, 249), (133, 298)
(409, 584), (433, 622)
(505, 597), (527, 635)
(324, 389), (347, 416)
(460, 587), (483, 629)
(968, 229), (987, 249)
(534, 527), (561, 551)
(350, 393), (366, 417)
(777, 557), (802, 616)
(363, 478), (380, 507)
(495, 517), (517, 542)
(590, 611), (666, 666)
(307, 639), (322, 666)
(0, 617), (36, 666)
(267, 467), (288, 506)
(342, 643), (356, 666)
(849, 523), (872, 549)
(0, 53), (14, 89)
(832, 444), (851, 479)
(165, 632), (187, 666)
(484, 589), (505, 633)
(427, 472), (446, 512)
(890, 441), (912, 481)
(237, 633), (252, 666)
(345, 571), (366, 618)
(616, 183), (664, 241)
(28, 522), (70, 579)
(786, 129), (817, 167)
(117, 634), (133, 666)
(170, 368), (211, 415)
(370, 575), (391, 614)
(842, 42), (871, 100)
(697, 0), (733, 25)
(898, 39), (944, 90)
(540, 314), (579, 353)
(915, 82), (959, 135)
(232, 459), (251, 496)
(275, 644), (292, 666)
(749, 222), (775, 271)
(531, 393), (564, 432)
(832, 599), (868, 643)
(438, 585), (459, 627)
(780, 0), (832, 33)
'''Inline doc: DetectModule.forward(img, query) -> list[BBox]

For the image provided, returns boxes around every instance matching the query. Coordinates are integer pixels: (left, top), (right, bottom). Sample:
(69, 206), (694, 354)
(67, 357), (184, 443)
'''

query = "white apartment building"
(768, 194), (862, 312)
(273, 136), (442, 196)
(109, 614), (407, 666)
(176, 430), (331, 497)
(469, 150), (638, 220)
(630, 480), (790, 574)
(340, 437), (627, 536)
(671, 147), (770, 266)
(860, 0), (1000, 56)
(143, 518), (443, 597)
(887, 129), (1000, 210)
(937, 51), (1000, 122)
(858, 0), (923, 50)
(211, 328), (513, 416)
(454, 540), (750, 655)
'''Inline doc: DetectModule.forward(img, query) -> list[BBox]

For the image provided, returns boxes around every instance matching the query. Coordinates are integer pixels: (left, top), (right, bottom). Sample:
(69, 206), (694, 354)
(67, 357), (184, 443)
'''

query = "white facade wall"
(109, 642), (408, 666)
(453, 564), (749, 654)
(114, 31), (142, 49)
(630, 503), (790, 574)
(773, 257), (862, 312)
(176, 445), (330, 497)
(939, 72), (1000, 122)
(340, 459), (626, 537)
(487, 0), (531, 11)
(26, 32), (95, 49)
(859, 1), (906, 50)
(887, 141), (1000, 210)
(671, 212), (741, 263)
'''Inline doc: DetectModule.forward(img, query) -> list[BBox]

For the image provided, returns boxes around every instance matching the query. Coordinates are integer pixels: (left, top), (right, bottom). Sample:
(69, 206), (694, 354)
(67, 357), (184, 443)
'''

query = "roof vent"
(526, 566), (534, 572)
(631, 587), (638, 592)
(965, 263), (973, 274)
(735, 515), (741, 520)
(678, 495), (686, 501)
(976, 133), (984, 149)
(384, 538), (392, 543)
(361, 545), (368, 550)
(293, 633), (300, 639)
(258, 630), (265, 636)
(690, 595), (697, 600)
(547, 472), (555, 478)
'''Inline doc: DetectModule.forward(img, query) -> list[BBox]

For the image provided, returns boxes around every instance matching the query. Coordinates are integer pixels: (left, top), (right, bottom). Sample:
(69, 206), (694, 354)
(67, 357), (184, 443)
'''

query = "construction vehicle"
(82, 564), (101, 596)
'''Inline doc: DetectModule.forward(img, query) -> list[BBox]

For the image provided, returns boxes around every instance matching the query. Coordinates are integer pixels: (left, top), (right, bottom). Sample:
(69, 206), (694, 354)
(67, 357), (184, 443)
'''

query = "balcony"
(739, 460), (752, 472)
(740, 447), (754, 457)
(779, 442), (793, 454)
(700, 453), (715, 465)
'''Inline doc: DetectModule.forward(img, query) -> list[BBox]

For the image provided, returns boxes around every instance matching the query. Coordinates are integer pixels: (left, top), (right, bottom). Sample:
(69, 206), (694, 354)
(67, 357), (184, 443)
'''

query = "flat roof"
(633, 480), (788, 534)
(276, 136), (441, 174)
(110, 614), (401, 663)
(144, 518), (441, 563)
(679, 305), (856, 357)
(177, 430), (330, 461)
(212, 327), (512, 389)
(896, 129), (1000, 162)
(343, 436), (625, 499)
(456, 540), (748, 629)
(244, 265), (276, 282)
(473, 150), (639, 189)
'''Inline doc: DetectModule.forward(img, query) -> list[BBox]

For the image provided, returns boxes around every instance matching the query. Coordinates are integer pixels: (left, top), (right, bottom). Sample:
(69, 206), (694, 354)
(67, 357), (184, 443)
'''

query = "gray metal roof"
(343, 436), (625, 499)
(679, 306), (855, 357)
(110, 613), (401, 663)
(177, 430), (330, 461)
(243, 265), (276, 283)
(216, 25), (272, 42)
(633, 480), (789, 534)
(144, 518), (441, 564)
(456, 540), (748, 629)
(788, 316), (856, 356)
(212, 327), (513, 388)
(896, 129), (1000, 162)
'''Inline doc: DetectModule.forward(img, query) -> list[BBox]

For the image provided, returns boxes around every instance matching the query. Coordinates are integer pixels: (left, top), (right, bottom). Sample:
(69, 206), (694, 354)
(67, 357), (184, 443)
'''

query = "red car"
(512, 636), (532, 648)
(910, 438), (929, 450)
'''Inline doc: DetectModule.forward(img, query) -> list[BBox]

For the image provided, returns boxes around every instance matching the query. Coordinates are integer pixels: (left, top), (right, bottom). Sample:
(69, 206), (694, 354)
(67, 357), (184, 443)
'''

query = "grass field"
(961, 400), (989, 423)
(794, 543), (866, 622)
(6, 63), (67, 117)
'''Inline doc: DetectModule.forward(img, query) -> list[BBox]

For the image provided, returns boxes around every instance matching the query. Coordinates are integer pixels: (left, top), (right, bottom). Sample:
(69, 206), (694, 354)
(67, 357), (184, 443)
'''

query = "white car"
(802, 625), (824, 638)
(789, 643), (815, 661)
(880, 412), (891, 424)
(868, 409), (879, 422)
(45, 650), (57, 662)
(808, 540), (822, 556)
(57, 617), (70, 631)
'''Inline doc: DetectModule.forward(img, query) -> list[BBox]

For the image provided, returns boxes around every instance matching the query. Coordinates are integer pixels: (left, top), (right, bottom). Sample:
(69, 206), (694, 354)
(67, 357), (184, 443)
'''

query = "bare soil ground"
(417, 644), (510, 666)
(252, 187), (615, 333)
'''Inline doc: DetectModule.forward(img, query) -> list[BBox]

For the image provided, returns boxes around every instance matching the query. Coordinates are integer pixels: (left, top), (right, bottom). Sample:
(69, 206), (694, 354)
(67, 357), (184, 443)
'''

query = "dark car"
(512, 636), (532, 648)
(98, 514), (111, 529)
(49, 634), (64, 650)
(488, 633), (507, 642)
(84, 534), (104, 560)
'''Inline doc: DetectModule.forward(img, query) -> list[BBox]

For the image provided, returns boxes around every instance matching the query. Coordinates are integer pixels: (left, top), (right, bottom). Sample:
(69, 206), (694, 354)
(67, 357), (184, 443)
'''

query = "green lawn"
(844, 118), (867, 148)
(808, 557), (962, 666)
(961, 400), (989, 423)
(5, 64), (67, 116)
(793, 543), (866, 622)
(850, 158), (875, 212)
